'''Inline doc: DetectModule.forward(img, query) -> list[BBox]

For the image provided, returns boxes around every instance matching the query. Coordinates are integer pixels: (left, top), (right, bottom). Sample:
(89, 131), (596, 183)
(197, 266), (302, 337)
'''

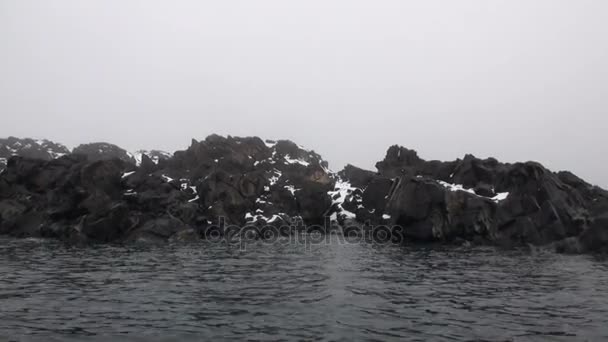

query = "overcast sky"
(1, 0), (607, 186)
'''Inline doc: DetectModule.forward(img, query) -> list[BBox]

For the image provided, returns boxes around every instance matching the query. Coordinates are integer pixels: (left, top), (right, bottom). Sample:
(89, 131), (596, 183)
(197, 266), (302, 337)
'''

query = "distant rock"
(130, 150), (173, 167)
(72, 142), (135, 164)
(0, 137), (70, 171)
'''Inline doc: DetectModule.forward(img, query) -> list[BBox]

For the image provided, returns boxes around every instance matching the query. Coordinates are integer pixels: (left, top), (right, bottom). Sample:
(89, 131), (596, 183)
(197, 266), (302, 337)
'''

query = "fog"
(1, 0), (607, 186)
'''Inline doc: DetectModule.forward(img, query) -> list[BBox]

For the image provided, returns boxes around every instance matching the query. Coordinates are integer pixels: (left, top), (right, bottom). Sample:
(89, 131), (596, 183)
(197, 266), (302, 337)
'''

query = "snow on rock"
(437, 180), (509, 203)
(131, 150), (173, 166)
(264, 140), (277, 148)
(269, 170), (282, 186)
(284, 185), (298, 195)
(284, 155), (310, 167)
(245, 211), (286, 224)
(437, 180), (477, 196)
(121, 171), (136, 179)
(1, 137), (70, 161)
(328, 179), (358, 220)
(491, 192), (510, 202)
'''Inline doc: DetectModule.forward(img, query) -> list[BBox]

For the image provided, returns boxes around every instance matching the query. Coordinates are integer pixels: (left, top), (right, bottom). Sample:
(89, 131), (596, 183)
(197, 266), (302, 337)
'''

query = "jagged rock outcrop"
(0, 137), (70, 171)
(0, 135), (335, 243)
(72, 142), (136, 164)
(336, 146), (608, 253)
(0, 135), (607, 253)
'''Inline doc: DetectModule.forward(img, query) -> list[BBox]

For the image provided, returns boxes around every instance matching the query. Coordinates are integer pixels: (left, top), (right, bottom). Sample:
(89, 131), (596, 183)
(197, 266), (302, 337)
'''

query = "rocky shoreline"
(1, 135), (607, 253)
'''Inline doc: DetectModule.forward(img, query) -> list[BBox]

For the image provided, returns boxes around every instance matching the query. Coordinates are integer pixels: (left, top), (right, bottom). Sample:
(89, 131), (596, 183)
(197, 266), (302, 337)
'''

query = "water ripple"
(0, 238), (607, 341)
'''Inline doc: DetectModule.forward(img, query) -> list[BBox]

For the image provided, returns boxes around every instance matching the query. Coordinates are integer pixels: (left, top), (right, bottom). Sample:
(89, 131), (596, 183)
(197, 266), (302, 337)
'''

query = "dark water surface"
(1, 236), (608, 341)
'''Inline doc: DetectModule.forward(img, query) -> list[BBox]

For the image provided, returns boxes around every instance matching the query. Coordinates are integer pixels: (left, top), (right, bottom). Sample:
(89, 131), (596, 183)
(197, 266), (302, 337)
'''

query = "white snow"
(161, 175), (174, 182)
(188, 196), (200, 203)
(130, 150), (172, 166)
(383, 214), (391, 220)
(284, 185), (297, 195)
(437, 180), (477, 196)
(49, 150), (66, 159)
(437, 180), (509, 203)
(491, 192), (510, 202)
(245, 212), (284, 223)
(328, 179), (358, 220)
(268, 215), (281, 223)
(128, 151), (141, 166)
(269, 170), (282, 186)
(121, 171), (136, 179)
(264, 140), (277, 148)
(284, 155), (310, 167)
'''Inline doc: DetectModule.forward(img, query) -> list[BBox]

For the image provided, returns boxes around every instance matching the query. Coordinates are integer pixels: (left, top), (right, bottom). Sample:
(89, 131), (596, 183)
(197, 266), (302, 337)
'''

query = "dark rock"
(126, 216), (190, 243)
(73, 142), (135, 164)
(375, 145), (423, 178)
(338, 164), (376, 189)
(81, 202), (132, 242)
(0, 137), (69, 164)
(0, 135), (607, 254)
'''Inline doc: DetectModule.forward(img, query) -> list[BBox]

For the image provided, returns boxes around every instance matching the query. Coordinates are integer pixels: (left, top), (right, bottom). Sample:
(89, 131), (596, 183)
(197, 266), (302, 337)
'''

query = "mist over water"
(1, 237), (607, 341)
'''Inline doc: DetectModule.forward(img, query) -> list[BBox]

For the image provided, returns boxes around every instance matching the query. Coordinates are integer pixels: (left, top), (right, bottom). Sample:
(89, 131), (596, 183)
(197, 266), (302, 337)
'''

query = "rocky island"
(0, 135), (606, 254)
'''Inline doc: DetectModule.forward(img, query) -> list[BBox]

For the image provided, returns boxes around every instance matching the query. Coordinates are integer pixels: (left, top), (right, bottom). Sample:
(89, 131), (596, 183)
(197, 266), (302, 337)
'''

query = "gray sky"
(1, 0), (607, 187)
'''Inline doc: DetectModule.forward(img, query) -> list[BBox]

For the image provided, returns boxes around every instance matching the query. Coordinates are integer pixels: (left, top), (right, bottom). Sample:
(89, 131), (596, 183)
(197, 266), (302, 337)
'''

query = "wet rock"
(81, 202), (132, 242)
(126, 216), (190, 243)
(169, 228), (201, 243)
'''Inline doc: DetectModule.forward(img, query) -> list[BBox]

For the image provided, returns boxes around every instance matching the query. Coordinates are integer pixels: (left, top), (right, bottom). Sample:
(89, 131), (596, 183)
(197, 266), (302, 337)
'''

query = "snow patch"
(269, 170), (282, 186)
(131, 150), (172, 166)
(328, 179), (358, 220)
(284, 185), (297, 195)
(491, 192), (510, 202)
(437, 180), (509, 203)
(284, 155), (310, 167)
(245, 211), (285, 224)
(437, 181), (477, 196)
(121, 171), (136, 179)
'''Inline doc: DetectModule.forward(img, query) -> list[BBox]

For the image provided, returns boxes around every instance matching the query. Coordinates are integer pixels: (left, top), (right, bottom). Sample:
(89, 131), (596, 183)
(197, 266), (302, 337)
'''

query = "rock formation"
(0, 136), (606, 253)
